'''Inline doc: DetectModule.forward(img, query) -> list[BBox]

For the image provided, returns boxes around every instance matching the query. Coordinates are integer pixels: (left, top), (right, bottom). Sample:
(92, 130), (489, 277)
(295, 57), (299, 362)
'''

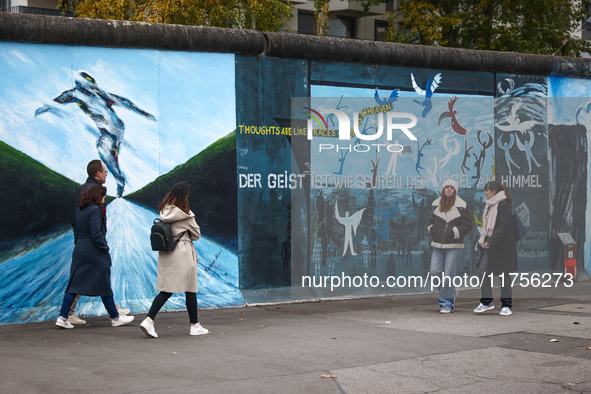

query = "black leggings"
(147, 291), (198, 324)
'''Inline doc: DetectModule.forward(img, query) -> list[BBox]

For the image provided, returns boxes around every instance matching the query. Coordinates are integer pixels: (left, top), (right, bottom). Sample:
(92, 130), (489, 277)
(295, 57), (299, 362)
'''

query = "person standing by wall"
(428, 179), (473, 314)
(474, 181), (518, 316)
(56, 185), (134, 329)
(140, 182), (209, 338)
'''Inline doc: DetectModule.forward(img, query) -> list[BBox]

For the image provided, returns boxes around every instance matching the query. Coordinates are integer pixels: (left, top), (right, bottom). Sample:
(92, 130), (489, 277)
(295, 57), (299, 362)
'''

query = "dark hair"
(159, 182), (191, 214)
(79, 184), (107, 209)
(484, 181), (512, 206)
(87, 160), (103, 178)
(439, 187), (456, 212)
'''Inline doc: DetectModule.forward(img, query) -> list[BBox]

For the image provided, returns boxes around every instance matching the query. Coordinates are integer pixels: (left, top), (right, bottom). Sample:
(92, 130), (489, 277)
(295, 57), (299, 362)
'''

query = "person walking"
(56, 184), (134, 329)
(474, 181), (518, 316)
(140, 182), (209, 338)
(67, 159), (129, 325)
(427, 179), (473, 314)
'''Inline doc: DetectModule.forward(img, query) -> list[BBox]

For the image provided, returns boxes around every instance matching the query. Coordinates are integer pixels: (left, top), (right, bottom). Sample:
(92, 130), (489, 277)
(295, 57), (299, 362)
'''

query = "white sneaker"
(499, 307), (513, 316)
(440, 308), (452, 314)
(190, 323), (210, 336)
(139, 318), (158, 338)
(473, 303), (495, 313)
(56, 316), (74, 329)
(111, 314), (134, 327)
(68, 314), (86, 325)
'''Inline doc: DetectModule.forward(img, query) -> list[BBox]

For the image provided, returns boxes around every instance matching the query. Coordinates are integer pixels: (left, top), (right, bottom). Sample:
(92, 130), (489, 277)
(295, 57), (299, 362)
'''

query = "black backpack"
(150, 219), (185, 251)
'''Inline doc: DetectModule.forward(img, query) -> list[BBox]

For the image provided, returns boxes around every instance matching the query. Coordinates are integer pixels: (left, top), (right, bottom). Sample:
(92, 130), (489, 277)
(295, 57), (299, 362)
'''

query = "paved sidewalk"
(1, 281), (590, 393)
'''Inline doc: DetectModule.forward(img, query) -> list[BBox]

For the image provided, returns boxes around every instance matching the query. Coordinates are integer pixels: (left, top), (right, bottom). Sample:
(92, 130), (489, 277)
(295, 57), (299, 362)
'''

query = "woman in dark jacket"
(474, 181), (518, 316)
(55, 184), (134, 329)
(427, 179), (473, 314)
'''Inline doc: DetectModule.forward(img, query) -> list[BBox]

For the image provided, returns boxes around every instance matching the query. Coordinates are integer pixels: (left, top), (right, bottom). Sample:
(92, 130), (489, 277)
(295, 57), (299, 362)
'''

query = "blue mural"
(0, 41), (243, 324)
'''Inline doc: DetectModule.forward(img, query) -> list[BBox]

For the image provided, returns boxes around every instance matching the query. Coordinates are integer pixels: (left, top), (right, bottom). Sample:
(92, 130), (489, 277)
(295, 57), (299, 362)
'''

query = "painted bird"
(411, 72), (442, 118)
(374, 88), (399, 106)
(496, 100), (536, 134)
(438, 96), (467, 135)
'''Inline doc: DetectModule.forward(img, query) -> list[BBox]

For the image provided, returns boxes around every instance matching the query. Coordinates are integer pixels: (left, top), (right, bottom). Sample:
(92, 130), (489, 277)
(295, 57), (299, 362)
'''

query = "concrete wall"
(1, 13), (590, 323)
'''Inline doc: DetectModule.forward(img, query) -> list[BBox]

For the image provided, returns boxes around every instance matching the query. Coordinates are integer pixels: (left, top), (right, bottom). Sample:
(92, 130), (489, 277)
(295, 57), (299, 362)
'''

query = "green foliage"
(389, 0), (591, 56)
(314, 0), (331, 36)
(66, 0), (292, 32)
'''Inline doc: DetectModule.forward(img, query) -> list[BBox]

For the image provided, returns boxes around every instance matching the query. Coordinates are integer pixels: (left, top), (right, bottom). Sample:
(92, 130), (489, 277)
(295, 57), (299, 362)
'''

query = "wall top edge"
(2, 12), (591, 78)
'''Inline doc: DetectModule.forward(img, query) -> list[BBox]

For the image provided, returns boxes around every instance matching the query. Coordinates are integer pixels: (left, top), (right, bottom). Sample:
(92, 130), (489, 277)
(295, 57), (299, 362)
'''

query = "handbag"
(512, 212), (527, 241)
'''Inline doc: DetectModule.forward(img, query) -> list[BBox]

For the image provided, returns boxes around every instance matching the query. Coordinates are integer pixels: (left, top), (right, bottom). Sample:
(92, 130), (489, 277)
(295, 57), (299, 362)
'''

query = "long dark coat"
(71, 177), (101, 243)
(66, 204), (113, 297)
(481, 200), (518, 274)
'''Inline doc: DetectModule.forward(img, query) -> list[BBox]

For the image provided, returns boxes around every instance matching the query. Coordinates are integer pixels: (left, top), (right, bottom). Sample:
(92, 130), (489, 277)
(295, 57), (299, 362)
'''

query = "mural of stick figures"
(497, 134), (520, 175)
(461, 139), (474, 175)
(361, 235), (370, 269)
(439, 134), (461, 169)
(516, 131), (541, 173)
(326, 95), (348, 129)
(385, 139), (401, 176)
(332, 149), (349, 175)
(375, 202), (399, 241)
(35, 71), (156, 197)
(415, 138), (433, 175)
(411, 72), (442, 119)
(366, 157), (380, 188)
(334, 202), (365, 256)
(471, 130), (493, 181)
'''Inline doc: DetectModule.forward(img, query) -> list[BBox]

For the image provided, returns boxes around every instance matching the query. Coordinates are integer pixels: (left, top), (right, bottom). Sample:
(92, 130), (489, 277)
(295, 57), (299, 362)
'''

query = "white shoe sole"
(140, 323), (158, 338)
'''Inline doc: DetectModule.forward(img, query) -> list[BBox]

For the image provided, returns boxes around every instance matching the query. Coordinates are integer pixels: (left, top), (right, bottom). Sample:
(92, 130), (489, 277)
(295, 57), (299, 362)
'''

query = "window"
(375, 20), (388, 41)
(298, 10), (316, 35)
(327, 15), (355, 39)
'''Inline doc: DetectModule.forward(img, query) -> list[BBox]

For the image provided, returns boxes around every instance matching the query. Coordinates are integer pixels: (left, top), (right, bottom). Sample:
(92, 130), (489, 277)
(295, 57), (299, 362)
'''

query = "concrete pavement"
(1, 281), (590, 393)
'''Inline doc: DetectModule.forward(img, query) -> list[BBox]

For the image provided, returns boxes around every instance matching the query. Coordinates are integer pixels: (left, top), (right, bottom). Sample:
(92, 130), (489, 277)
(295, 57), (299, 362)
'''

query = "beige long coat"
(156, 205), (201, 293)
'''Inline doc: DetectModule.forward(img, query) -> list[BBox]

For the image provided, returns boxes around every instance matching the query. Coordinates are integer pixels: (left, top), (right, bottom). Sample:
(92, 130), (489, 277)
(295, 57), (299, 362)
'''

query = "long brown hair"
(79, 184), (106, 209)
(484, 181), (512, 206)
(159, 182), (191, 214)
(439, 188), (456, 212)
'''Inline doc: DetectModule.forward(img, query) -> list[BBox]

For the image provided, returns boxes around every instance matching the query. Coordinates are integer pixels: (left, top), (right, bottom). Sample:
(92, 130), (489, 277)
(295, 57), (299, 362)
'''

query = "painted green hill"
(126, 130), (237, 245)
(0, 140), (79, 248)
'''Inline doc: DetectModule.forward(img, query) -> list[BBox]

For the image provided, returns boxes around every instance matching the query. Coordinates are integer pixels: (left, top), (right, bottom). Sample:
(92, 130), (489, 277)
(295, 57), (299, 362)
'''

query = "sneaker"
(440, 308), (453, 314)
(117, 305), (131, 315)
(139, 318), (158, 338)
(473, 303), (495, 313)
(56, 316), (74, 329)
(68, 314), (86, 325)
(499, 307), (513, 316)
(190, 323), (210, 336)
(111, 314), (134, 327)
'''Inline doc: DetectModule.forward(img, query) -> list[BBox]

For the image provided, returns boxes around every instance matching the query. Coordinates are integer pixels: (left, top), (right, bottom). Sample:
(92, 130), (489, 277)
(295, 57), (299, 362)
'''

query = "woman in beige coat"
(140, 182), (209, 338)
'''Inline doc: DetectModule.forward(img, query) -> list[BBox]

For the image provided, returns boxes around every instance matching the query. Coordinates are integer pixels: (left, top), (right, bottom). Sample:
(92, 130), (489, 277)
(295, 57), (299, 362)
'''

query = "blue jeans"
(430, 247), (463, 311)
(59, 292), (119, 319)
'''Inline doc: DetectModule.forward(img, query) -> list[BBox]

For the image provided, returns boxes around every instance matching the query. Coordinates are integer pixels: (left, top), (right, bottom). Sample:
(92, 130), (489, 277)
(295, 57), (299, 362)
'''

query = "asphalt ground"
(1, 281), (590, 393)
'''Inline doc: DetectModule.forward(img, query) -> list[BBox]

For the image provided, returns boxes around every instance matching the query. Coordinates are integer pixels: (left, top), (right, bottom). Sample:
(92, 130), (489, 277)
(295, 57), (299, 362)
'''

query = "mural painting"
(0, 42), (243, 324)
(2, 38), (591, 323)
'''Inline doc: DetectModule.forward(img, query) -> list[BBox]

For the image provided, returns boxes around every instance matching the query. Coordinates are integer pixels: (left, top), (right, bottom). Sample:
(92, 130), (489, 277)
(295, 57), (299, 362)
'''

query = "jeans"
(477, 250), (512, 308)
(59, 292), (118, 319)
(430, 247), (463, 311)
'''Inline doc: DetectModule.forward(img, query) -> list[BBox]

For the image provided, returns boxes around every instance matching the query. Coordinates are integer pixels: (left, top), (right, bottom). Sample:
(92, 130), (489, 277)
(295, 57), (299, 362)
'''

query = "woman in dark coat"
(55, 184), (134, 329)
(473, 181), (518, 316)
